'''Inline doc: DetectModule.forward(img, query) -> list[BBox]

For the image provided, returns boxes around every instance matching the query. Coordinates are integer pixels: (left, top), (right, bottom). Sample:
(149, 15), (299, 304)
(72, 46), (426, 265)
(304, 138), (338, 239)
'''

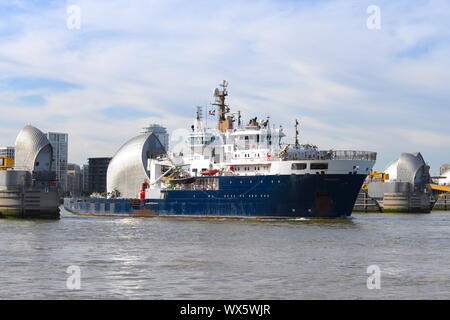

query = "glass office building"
(46, 132), (68, 193)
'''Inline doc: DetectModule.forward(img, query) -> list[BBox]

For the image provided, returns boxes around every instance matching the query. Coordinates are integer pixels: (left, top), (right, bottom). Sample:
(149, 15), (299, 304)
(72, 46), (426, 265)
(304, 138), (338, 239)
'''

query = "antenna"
(196, 106), (203, 131)
(196, 106), (203, 121)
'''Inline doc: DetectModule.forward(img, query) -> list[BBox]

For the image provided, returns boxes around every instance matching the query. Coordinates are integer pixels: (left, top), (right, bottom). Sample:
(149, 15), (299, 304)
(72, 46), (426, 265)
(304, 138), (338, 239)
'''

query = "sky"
(0, 0), (449, 174)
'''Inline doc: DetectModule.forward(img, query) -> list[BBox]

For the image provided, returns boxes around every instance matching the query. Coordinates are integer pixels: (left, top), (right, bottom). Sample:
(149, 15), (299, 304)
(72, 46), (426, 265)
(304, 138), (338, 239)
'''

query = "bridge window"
(311, 163), (328, 170)
(292, 163), (307, 170)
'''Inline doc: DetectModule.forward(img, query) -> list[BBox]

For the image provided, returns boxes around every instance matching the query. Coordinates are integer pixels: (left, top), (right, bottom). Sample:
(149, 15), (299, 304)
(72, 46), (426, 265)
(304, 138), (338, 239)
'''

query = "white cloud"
(0, 0), (449, 171)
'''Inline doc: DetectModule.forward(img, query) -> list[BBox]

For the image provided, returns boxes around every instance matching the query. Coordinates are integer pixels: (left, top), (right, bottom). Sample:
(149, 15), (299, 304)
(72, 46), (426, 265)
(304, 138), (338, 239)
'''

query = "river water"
(1, 208), (449, 299)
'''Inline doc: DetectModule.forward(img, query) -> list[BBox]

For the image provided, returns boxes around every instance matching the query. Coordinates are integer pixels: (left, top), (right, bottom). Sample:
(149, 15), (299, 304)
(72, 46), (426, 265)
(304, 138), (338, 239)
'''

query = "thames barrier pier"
(354, 154), (450, 213)
(0, 125), (60, 219)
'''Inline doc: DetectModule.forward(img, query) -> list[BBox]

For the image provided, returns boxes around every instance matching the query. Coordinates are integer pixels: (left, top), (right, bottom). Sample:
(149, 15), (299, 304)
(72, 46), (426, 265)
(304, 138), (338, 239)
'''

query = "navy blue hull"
(64, 174), (366, 218)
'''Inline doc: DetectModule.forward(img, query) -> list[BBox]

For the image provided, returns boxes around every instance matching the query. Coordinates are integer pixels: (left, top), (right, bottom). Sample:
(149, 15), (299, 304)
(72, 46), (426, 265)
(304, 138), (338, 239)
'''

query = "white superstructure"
(145, 81), (376, 191)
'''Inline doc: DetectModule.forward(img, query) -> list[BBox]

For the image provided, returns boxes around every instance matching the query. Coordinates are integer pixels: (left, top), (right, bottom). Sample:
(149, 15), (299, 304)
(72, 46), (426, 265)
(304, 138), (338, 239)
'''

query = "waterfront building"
(88, 157), (111, 194)
(81, 164), (89, 195)
(436, 164), (450, 186)
(141, 124), (169, 152)
(0, 146), (15, 159)
(67, 163), (82, 197)
(440, 164), (450, 177)
(46, 132), (68, 193)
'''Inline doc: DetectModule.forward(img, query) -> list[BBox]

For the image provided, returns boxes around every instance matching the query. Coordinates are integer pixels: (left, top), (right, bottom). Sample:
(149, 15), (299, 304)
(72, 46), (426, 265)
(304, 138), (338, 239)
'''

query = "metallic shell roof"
(439, 169), (450, 186)
(384, 152), (429, 185)
(107, 133), (166, 198)
(384, 159), (399, 181)
(14, 125), (52, 172)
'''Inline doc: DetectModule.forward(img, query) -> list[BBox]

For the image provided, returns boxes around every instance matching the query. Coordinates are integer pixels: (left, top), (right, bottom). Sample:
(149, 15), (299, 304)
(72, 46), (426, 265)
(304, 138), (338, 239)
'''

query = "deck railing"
(326, 150), (377, 161)
(280, 150), (377, 161)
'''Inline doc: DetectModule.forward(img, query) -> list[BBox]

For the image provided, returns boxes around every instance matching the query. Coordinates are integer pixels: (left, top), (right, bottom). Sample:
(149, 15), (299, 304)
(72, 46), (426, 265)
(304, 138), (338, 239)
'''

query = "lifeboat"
(200, 169), (219, 176)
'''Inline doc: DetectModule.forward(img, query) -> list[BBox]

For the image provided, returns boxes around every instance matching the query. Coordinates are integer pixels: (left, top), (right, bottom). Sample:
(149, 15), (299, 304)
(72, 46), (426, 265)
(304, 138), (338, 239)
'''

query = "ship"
(64, 81), (377, 219)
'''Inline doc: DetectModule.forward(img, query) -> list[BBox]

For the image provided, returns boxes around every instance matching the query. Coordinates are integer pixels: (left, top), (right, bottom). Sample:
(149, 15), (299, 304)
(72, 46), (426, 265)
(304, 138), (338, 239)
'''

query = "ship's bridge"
(187, 131), (217, 147)
(230, 127), (285, 151)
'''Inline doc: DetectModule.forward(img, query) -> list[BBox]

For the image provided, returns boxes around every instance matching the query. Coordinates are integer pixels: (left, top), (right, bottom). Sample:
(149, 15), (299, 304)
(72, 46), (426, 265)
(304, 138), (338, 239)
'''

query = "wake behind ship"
(64, 81), (377, 218)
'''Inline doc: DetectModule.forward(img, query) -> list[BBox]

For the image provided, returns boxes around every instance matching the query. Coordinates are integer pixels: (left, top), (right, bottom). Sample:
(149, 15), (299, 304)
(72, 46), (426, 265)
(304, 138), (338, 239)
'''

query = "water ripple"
(1, 209), (450, 299)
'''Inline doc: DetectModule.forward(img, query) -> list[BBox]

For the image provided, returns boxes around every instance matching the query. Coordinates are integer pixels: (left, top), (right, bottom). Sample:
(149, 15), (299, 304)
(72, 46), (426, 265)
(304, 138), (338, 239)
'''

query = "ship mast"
(213, 80), (232, 132)
(295, 119), (299, 148)
(196, 105), (203, 131)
